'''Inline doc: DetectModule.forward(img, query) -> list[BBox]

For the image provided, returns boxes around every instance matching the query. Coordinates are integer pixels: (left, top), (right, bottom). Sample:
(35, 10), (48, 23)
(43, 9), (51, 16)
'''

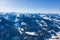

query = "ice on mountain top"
(25, 32), (37, 36)
(21, 22), (27, 26)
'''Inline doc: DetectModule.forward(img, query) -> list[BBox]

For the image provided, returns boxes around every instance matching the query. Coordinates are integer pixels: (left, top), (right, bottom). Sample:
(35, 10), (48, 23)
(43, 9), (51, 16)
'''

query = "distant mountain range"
(0, 12), (60, 40)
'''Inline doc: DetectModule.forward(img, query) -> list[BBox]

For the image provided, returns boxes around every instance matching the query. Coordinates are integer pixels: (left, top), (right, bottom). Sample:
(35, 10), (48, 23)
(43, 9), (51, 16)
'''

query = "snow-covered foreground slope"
(0, 12), (60, 40)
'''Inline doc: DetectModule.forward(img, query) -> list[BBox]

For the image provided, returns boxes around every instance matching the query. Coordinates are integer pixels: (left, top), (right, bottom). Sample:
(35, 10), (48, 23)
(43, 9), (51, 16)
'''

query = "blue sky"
(0, 0), (60, 13)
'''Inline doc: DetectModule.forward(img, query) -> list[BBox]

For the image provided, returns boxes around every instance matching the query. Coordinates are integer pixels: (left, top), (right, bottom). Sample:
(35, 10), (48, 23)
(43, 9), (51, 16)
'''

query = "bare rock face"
(0, 12), (60, 40)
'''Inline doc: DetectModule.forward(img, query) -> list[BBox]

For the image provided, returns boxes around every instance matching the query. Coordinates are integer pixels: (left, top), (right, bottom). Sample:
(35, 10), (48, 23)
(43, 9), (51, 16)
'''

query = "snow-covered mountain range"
(0, 12), (60, 40)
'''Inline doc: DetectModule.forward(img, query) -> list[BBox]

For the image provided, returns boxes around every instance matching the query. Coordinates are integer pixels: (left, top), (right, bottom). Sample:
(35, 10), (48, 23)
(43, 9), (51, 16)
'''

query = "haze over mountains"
(0, 0), (60, 13)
